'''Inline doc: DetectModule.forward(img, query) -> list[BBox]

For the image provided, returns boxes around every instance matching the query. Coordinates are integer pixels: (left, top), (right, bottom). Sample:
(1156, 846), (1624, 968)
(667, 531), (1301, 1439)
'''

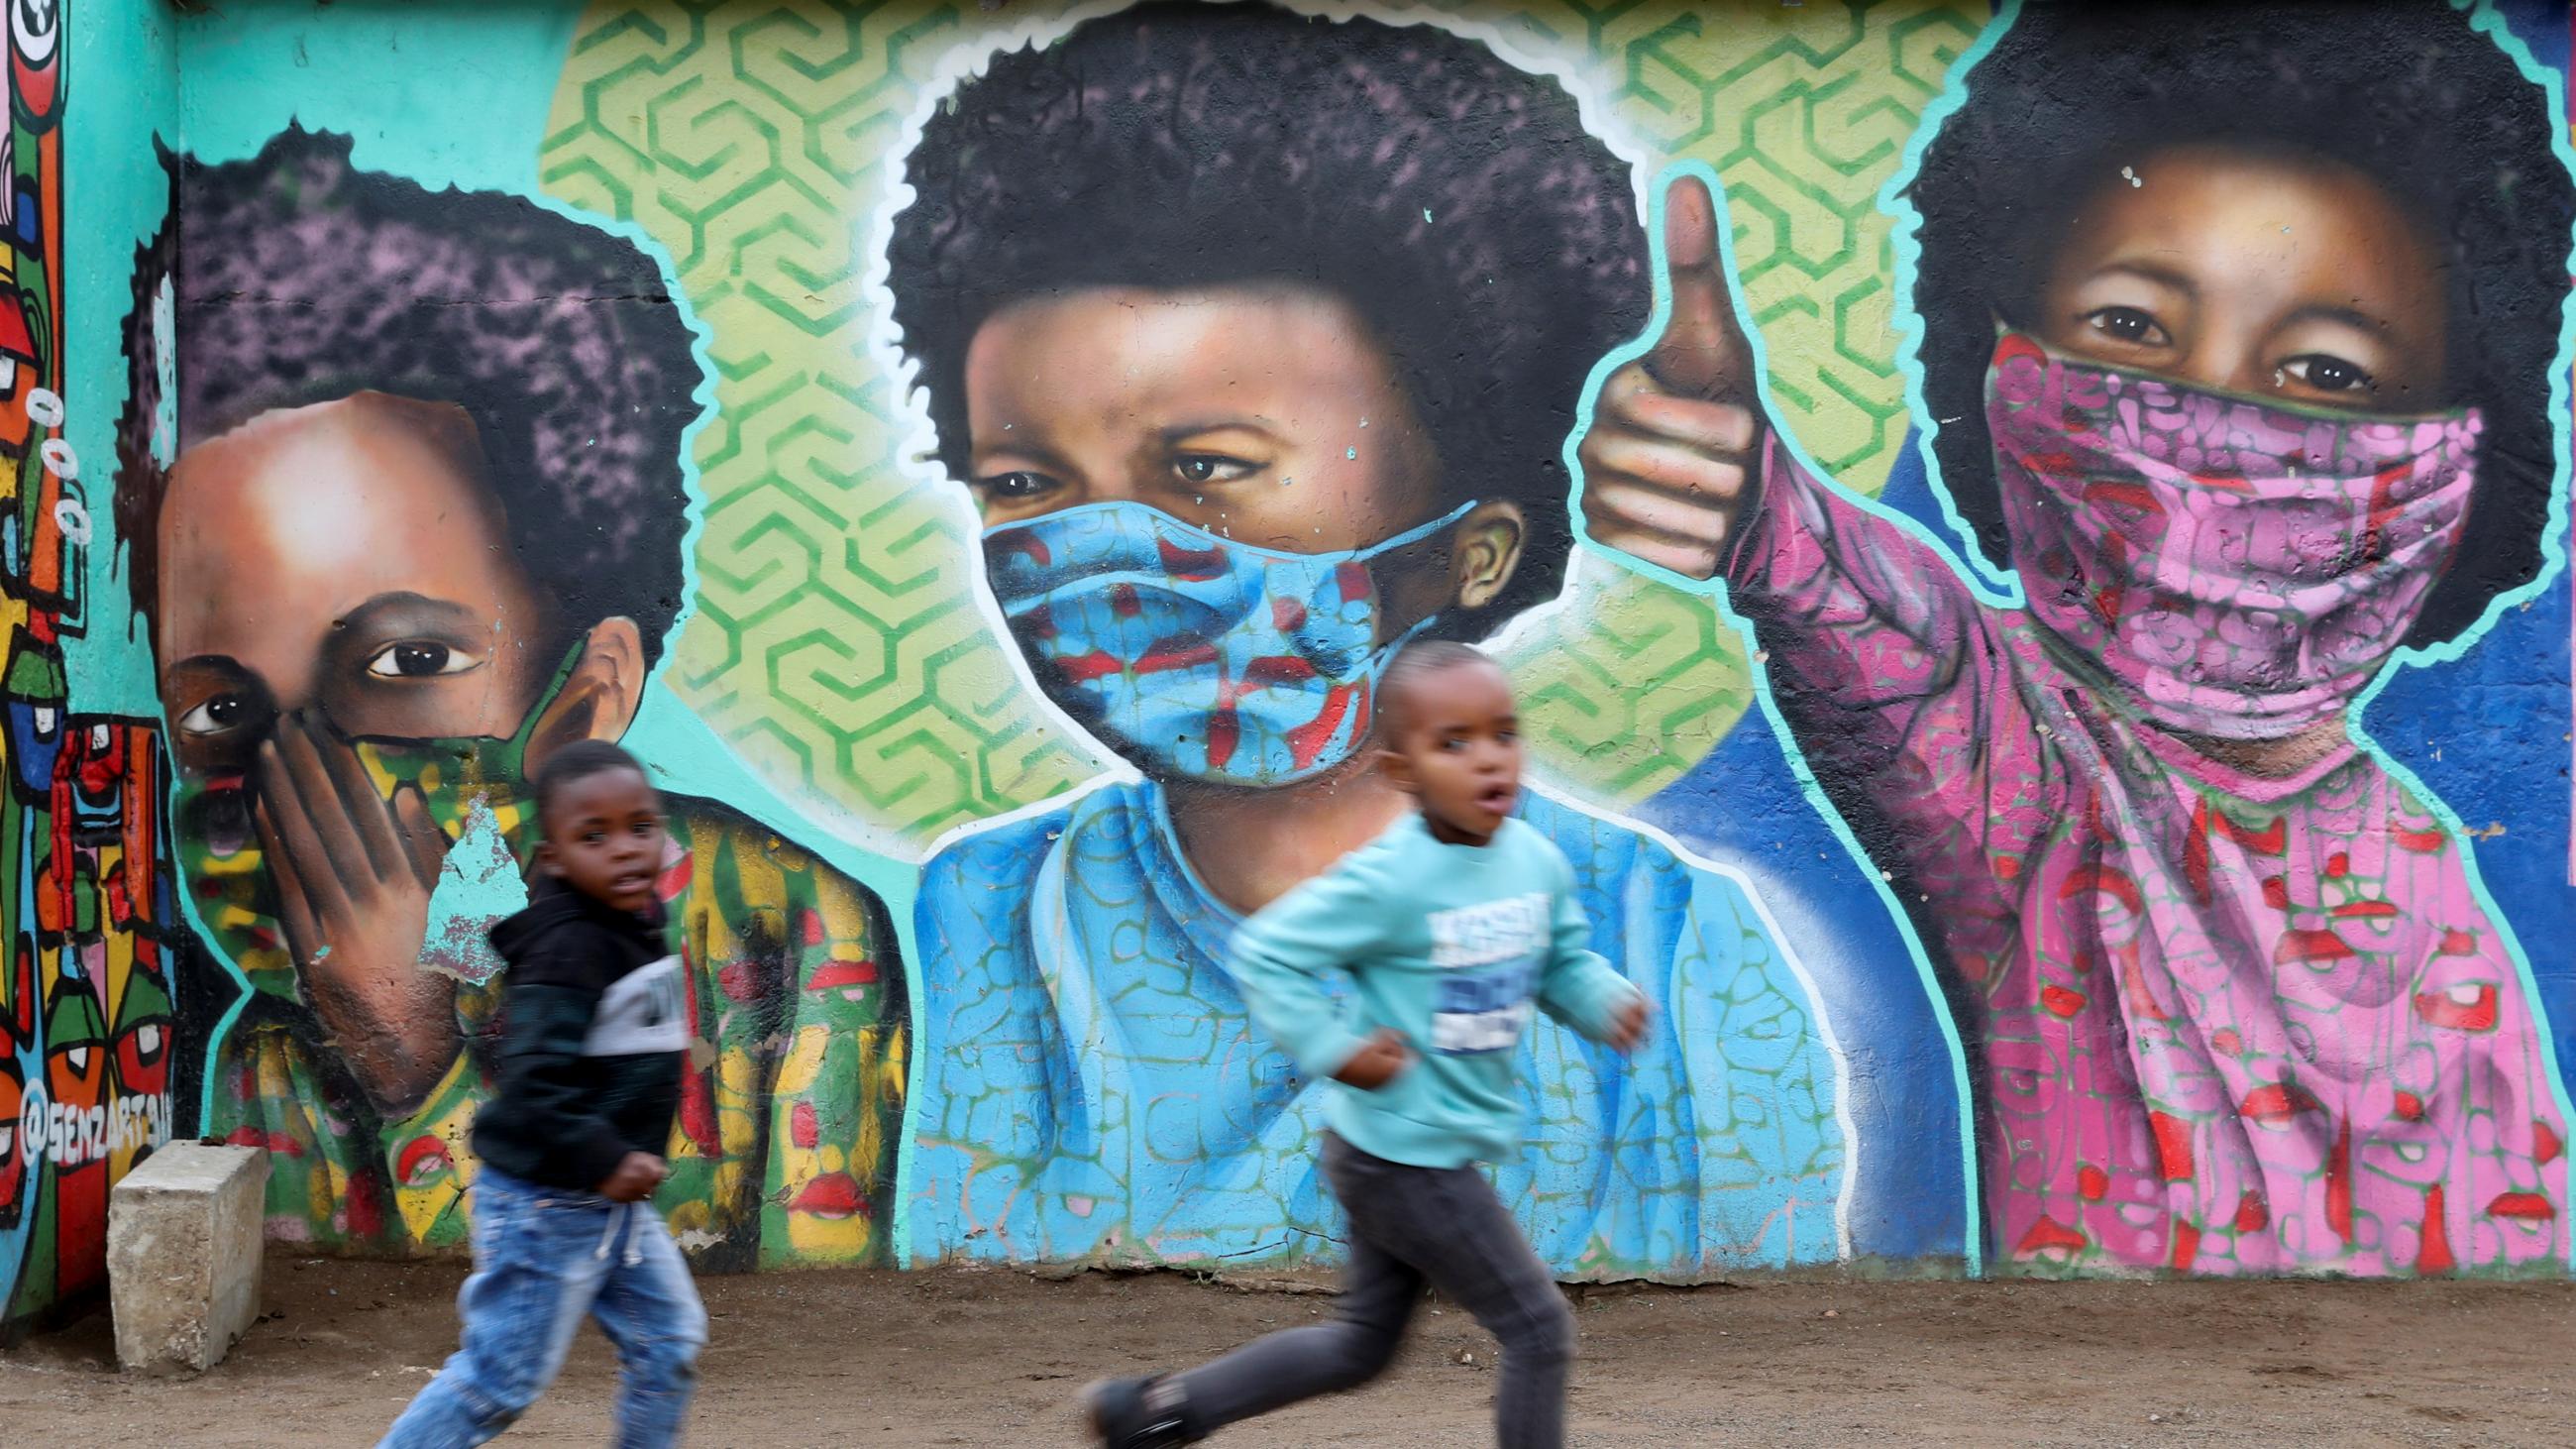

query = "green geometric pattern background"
(538, 0), (1985, 845)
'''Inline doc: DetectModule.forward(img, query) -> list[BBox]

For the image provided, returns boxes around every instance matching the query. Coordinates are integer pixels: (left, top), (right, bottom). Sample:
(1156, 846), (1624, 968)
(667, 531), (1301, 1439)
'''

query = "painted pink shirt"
(1727, 436), (2568, 1275)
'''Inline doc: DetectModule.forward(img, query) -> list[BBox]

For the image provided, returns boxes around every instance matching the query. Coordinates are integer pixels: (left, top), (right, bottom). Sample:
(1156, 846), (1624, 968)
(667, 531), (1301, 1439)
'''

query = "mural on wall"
(882, 2), (1851, 1278)
(537, 0), (1997, 1273)
(534, 0), (1977, 833)
(1, 0), (187, 1338)
(111, 130), (909, 1271)
(1580, 0), (2576, 1275)
(105, 0), (2576, 1286)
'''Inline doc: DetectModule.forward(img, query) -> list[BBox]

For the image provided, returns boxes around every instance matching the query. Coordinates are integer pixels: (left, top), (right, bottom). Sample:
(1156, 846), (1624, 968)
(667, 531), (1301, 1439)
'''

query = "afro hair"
(115, 127), (704, 666)
(1904, 0), (2576, 646)
(886, 1), (1648, 639)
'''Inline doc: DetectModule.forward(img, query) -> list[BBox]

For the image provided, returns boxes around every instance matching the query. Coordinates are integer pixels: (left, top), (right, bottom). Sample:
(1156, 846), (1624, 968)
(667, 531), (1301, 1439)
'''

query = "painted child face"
(961, 283), (1483, 624)
(958, 284), (1537, 784)
(964, 285), (1436, 537)
(2033, 144), (2448, 413)
(153, 392), (559, 775)
(151, 391), (594, 1102)
(1383, 657), (1523, 846)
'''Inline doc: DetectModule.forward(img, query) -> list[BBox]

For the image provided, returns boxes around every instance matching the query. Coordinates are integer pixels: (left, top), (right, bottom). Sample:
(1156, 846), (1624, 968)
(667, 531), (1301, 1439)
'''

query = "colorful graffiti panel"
(1, 0), (186, 1339)
(527, 0), (1996, 1273)
(120, 130), (908, 1271)
(1589, 0), (2576, 1274)
(866, 2), (1879, 1277)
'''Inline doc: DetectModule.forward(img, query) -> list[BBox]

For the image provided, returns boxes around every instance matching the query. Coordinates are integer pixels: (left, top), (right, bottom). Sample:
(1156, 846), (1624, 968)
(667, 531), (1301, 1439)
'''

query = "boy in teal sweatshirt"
(1084, 641), (1648, 1449)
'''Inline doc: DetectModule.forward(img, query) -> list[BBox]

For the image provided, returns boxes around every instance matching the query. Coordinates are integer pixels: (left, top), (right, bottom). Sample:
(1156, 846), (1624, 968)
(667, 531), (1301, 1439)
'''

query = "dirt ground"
(4, 1253), (2571, 1447)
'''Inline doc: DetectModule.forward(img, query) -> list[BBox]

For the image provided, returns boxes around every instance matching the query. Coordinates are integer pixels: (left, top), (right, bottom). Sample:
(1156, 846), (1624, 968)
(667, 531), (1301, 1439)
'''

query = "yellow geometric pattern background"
(539, 0), (1983, 843)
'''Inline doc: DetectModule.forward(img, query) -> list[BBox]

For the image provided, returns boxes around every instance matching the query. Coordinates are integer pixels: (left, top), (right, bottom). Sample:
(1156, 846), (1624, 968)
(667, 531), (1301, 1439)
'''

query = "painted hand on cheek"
(1576, 173), (1766, 583)
(253, 711), (457, 1113)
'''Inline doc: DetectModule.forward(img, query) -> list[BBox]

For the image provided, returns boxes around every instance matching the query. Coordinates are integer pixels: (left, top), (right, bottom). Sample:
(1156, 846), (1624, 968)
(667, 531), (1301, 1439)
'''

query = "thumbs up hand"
(1575, 173), (1766, 582)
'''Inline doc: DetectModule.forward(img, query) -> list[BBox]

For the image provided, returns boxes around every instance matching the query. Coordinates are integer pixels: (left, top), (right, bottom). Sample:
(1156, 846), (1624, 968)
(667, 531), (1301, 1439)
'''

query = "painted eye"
(2281, 354), (2376, 394)
(2083, 306), (2170, 348)
(177, 693), (256, 737)
(1174, 454), (1257, 486)
(366, 641), (482, 679)
(974, 471), (1056, 502)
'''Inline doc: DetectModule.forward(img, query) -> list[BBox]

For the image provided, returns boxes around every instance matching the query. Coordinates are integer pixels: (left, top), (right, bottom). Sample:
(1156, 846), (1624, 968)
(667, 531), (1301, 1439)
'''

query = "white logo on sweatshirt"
(584, 954), (689, 1057)
(1427, 894), (1547, 1055)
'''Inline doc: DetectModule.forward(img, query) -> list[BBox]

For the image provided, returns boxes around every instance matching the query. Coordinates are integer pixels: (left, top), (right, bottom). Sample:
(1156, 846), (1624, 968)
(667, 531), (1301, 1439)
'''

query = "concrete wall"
(2, 0), (185, 1340)
(77, 0), (2576, 1288)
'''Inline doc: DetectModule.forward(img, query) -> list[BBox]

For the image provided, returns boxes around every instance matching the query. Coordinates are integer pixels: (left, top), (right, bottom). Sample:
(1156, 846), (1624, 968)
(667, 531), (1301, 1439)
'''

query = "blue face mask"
(982, 501), (1474, 787)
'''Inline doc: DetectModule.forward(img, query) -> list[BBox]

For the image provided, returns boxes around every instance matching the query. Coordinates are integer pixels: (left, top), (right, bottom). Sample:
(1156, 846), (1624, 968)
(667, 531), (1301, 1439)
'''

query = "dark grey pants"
(1172, 1134), (1575, 1447)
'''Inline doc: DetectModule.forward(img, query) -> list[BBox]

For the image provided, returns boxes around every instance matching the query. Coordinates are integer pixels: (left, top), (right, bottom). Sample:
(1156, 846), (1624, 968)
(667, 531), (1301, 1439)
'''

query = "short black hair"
(113, 126), (704, 665)
(1904, 0), (2575, 647)
(533, 739), (653, 829)
(886, 1), (1647, 640)
(1380, 638), (1505, 742)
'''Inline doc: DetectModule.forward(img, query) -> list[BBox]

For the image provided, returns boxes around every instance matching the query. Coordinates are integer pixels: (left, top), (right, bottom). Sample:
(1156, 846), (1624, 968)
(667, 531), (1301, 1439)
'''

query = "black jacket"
(471, 877), (687, 1192)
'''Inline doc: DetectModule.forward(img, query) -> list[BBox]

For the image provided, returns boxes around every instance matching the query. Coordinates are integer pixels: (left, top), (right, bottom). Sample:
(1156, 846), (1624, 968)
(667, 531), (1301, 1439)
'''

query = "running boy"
(1084, 642), (1649, 1449)
(381, 741), (705, 1448)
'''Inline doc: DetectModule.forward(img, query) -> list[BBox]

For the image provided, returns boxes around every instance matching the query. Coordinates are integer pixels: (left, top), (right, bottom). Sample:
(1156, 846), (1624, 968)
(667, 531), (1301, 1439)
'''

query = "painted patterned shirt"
(1728, 436), (2570, 1275)
(209, 795), (907, 1270)
(911, 777), (1847, 1280)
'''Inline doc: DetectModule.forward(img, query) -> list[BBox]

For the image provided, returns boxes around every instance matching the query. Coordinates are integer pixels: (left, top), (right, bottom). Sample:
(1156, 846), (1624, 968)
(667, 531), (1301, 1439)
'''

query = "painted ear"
(1449, 501), (1528, 612)
(521, 616), (647, 781)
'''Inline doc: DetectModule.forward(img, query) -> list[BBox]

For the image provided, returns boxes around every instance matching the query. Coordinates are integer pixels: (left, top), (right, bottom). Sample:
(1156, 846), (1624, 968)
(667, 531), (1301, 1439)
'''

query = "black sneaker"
(1081, 1375), (1197, 1448)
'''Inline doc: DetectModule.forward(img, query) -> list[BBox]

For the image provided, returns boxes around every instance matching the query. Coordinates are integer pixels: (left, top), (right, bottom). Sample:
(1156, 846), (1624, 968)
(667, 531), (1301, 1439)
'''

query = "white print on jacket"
(583, 954), (689, 1057)
(1428, 893), (1548, 1056)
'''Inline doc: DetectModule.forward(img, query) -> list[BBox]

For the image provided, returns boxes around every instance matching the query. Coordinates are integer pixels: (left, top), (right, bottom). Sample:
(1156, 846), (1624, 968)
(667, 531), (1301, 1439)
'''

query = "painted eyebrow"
(334, 591), (481, 634)
(2276, 301), (2395, 337)
(1157, 417), (1284, 444)
(2082, 265), (2395, 339)
(966, 435), (1077, 476)
(2079, 261), (2198, 298)
(166, 653), (255, 679)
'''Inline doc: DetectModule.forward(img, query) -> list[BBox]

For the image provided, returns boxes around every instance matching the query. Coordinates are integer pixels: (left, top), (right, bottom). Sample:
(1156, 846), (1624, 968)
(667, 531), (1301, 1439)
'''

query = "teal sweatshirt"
(1229, 811), (1644, 1169)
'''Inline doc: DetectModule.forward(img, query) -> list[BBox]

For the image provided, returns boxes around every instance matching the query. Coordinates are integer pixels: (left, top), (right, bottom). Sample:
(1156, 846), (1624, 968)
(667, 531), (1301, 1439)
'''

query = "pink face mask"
(1986, 333), (2477, 741)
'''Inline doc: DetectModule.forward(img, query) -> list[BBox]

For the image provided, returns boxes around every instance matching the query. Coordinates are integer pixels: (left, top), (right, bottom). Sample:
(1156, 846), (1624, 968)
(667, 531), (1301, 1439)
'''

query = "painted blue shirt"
(910, 777), (1848, 1279)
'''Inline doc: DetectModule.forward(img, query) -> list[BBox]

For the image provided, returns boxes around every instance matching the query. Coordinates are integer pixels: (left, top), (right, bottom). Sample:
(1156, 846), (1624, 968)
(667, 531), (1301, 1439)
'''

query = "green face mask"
(174, 650), (579, 999)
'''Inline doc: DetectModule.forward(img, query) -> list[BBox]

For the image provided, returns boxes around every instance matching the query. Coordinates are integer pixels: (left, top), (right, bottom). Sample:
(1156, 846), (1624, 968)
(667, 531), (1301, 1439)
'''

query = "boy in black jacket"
(381, 741), (704, 1448)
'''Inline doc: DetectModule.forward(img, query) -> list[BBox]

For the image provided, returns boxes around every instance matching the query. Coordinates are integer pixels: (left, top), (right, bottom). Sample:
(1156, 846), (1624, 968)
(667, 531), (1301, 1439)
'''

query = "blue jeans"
(380, 1168), (706, 1448)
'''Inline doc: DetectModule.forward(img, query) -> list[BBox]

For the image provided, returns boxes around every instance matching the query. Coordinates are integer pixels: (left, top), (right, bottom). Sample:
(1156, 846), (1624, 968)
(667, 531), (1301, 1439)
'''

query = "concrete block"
(107, 1143), (269, 1374)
